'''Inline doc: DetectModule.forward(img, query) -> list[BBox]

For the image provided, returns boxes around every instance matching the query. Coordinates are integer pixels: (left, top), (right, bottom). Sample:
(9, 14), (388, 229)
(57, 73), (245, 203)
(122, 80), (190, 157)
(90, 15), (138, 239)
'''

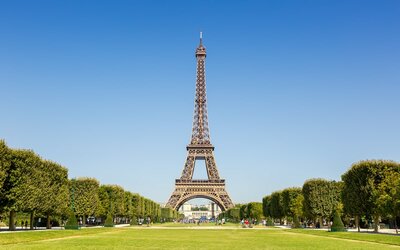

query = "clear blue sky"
(1, 1), (399, 204)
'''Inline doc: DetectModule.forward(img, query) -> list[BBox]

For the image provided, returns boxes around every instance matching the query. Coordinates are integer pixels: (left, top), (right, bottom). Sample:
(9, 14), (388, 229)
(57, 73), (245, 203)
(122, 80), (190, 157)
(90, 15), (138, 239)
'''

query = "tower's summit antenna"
(200, 31), (203, 45)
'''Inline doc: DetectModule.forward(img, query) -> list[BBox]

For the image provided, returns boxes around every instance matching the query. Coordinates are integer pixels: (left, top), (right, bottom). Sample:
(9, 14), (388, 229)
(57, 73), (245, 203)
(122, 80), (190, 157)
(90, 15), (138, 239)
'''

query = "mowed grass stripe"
(2, 228), (400, 249)
(0, 228), (119, 245)
(288, 229), (400, 246)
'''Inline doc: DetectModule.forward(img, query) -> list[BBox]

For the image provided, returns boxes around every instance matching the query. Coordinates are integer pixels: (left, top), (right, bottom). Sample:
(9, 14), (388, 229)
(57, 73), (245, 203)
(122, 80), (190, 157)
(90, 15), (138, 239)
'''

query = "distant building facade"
(179, 202), (221, 220)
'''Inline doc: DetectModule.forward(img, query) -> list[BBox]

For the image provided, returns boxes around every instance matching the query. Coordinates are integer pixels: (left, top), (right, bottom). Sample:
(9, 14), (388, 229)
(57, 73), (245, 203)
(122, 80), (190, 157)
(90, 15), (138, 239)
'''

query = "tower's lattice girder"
(166, 35), (234, 211)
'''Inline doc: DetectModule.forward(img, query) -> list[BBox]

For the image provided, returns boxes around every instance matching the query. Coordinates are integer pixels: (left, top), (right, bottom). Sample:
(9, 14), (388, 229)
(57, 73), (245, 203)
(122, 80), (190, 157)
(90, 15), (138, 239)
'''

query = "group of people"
(15, 220), (29, 229)
(241, 219), (251, 228)
(241, 218), (265, 228)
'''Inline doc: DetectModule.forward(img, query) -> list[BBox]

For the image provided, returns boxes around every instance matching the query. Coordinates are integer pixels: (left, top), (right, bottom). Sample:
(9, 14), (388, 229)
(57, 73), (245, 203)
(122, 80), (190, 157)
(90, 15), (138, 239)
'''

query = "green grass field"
(1, 225), (399, 249)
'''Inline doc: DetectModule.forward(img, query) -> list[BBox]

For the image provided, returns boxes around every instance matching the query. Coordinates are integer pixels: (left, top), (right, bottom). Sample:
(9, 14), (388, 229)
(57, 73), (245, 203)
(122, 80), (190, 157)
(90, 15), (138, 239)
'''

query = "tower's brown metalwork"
(166, 34), (234, 211)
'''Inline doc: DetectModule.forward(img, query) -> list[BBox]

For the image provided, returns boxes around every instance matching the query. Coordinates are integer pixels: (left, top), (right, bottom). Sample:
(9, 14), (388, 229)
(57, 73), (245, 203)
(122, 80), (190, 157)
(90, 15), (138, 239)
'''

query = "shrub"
(130, 216), (138, 225)
(104, 214), (114, 227)
(292, 216), (301, 228)
(330, 210), (346, 232)
(266, 217), (274, 226)
(64, 210), (79, 230)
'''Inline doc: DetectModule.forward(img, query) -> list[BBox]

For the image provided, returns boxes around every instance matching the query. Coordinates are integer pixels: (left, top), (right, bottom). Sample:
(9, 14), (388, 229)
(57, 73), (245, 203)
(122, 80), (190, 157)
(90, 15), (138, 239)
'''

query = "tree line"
(261, 160), (400, 233)
(218, 160), (400, 233)
(218, 202), (264, 224)
(0, 140), (178, 230)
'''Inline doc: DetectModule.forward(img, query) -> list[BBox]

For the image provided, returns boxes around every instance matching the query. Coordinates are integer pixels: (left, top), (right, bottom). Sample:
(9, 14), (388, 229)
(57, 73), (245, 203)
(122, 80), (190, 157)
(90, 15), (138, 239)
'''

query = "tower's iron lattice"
(166, 34), (234, 211)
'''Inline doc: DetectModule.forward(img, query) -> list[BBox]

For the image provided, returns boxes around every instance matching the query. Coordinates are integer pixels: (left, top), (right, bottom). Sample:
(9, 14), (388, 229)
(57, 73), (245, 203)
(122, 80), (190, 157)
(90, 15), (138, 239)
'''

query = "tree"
(97, 185), (110, 220)
(124, 191), (134, 223)
(342, 160), (400, 232)
(228, 207), (241, 222)
(111, 185), (126, 219)
(0, 148), (44, 230)
(161, 207), (177, 222)
(247, 202), (263, 221)
(292, 193), (304, 228)
(281, 187), (303, 227)
(394, 179), (400, 234)
(70, 177), (100, 225)
(240, 204), (248, 219)
(302, 179), (341, 227)
(138, 195), (145, 219)
(131, 193), (142, 223)
(39, 160), (69, 229)
(0, 140), (11, 195)
(98, 185), (125, 224)
(270, 191), (284, 223)
(0, 140), (163, 230)
(262, 195), (272, 218)
(12, 150), (45, 230)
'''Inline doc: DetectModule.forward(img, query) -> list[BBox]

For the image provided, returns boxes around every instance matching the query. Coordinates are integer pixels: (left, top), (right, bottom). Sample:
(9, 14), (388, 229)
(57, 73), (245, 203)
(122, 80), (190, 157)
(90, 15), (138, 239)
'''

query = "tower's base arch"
(166, 179), (233, 211)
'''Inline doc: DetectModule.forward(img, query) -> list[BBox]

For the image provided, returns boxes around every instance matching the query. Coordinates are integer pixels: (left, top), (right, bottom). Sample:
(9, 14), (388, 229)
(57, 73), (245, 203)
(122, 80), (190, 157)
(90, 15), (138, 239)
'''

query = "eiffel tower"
(166, 33), (234, 211)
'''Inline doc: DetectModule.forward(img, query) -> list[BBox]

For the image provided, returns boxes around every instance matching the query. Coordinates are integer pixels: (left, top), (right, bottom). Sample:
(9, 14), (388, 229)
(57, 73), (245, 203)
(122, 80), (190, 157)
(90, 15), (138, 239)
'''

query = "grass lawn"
(1, 226), (399, 249)
(289, 228), (400, 246)
(155, 222), (241, 228)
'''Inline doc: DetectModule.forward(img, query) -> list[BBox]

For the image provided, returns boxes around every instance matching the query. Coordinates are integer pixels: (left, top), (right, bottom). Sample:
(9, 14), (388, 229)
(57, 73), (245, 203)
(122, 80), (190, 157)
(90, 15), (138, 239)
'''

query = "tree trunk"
(355, 215), (360, 232)
(46, 214), (51, 229)
(30, 211), (34, 230)
(83, 215), (86, 226)
(373, 215), (379, 233)
(319, 217), (323, 228)
(395, 219), (398, 234)
(9, 210), (16, 231)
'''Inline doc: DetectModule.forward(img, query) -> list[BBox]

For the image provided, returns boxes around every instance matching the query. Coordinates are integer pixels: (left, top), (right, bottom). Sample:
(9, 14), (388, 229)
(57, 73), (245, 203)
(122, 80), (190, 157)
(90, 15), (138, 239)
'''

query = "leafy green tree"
(240, 204), (248, 219)
(0, 140), (11, 195)
(247, 202), (263, 221)
(372, 164), (400, 233)
(98, 185), (125, 223)
(111, 185), (126, 219)
(97, 185), (110, 220)
(70, 177), (100, 225)
(161, 207), (171, 221)
(270, 191), (284, 223)
(292, 193), (304, 228)
(39, 160), (69, 229)
(124, 191), (134, 223)
(302, 179), (341, 227)
(155, 204), (161, 222)
(394, 180), (400, 234)
(131, 193), (142, 221)
(342, 162), (374, 231)
(374, 171), (400, 219)
(262, 195), (272, 218)
(0, 149), (44, 230)
(145, 198), (153, 218)
(138, 195), (145, 219)
(13, 150), (45, 230)
(219, 204), (241, 223)
(342, 160), (400, 232)
(161, 207), (181, 222)
(281, 187), (303, 227)
(228, 207), (241, 222)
